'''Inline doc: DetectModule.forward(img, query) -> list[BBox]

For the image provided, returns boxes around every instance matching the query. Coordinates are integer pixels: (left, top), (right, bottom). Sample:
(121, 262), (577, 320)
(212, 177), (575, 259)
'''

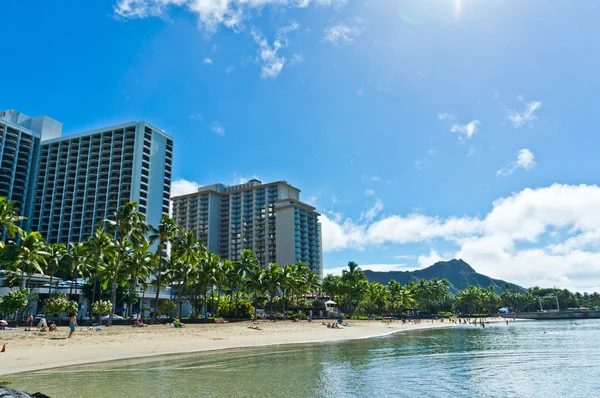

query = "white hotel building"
(172, 179), (323, 277)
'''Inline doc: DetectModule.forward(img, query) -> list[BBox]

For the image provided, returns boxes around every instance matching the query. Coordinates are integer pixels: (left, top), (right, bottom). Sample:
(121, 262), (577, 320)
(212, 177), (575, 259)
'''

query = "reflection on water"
(11, 320), (600, 397)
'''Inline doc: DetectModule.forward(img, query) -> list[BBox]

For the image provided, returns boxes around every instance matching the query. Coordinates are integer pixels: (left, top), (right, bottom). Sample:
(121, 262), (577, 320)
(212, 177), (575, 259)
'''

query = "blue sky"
(4, 0), (600, 291)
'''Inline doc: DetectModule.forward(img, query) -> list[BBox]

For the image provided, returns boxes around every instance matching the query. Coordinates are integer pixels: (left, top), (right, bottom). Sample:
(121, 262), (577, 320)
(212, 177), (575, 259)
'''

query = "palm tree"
(84, 229), (117, 306)
(204, 252), (222, 316)
(10, 231), (49, 318)
(388, 279), (403, 314)
(171, 231), (203, 318)
(246, 261), (265, 319)
(280, 264), (298, 317)
(149, 215), (180, 323)
(124, 239), (153, 319)
(102, 201), (147, 326)
(230, 250), (257, 318)
(264, 262), (282, 319)
(45, 243), (68, 297)
(322, 274), (343, 302)
(0, 196), (25, 246)
(67, 242), (89, 300)
(13, 231), (49, 289)
(342, 261), (367, 315)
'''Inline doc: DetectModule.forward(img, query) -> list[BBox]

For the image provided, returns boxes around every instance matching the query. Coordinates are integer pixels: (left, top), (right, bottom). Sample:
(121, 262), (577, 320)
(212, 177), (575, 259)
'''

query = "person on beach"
(49, 321), (57, 332)
(27, 314), (34, 330)
(68, 313), (78, 338)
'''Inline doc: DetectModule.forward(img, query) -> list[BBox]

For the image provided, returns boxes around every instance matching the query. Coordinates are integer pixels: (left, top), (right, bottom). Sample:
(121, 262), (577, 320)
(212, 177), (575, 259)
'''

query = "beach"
(0, 318), (510, 376)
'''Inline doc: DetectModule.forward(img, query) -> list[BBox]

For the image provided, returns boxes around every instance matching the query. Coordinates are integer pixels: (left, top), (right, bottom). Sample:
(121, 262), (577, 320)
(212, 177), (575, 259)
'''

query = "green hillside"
(362, 259), (526, 294)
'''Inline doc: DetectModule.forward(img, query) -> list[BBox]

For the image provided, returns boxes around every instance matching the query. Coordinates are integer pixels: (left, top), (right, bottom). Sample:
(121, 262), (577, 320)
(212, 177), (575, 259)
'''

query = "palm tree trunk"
(176, 278), (186, 319)
(140, 284), (146, 320)
(108, 271), (118, 326)
(127, 276), (136, 319)
(152, 246), (164, 324)
(233, 288), (239, 319)
(69, 266), (78, 301)
(48, 272), (53, 298)
(217, 287), (222, 316)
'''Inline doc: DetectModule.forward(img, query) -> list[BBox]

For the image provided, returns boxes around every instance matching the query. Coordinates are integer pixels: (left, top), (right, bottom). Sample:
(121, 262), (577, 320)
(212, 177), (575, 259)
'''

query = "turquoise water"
(10, 320), (600, 397)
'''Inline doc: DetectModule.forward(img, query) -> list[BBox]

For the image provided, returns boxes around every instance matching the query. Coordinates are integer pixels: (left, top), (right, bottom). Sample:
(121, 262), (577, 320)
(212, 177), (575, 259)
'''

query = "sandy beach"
(0, 318), (510, 376)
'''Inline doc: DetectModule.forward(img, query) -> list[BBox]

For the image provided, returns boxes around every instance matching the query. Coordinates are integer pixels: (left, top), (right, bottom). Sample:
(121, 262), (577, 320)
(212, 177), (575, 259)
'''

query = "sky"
(3, 0), (600, 292)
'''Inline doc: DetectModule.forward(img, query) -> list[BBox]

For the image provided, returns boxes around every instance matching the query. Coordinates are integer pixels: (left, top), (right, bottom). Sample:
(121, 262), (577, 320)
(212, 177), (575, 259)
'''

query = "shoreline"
(0, 318), (512, 377)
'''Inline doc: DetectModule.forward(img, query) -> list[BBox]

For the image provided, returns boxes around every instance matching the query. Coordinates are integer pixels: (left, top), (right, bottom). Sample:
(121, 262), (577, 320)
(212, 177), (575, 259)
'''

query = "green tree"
(91, 300), (113, 325)
(264, 262), (283, 319)
(157, 299), (176, 317)
(102, 201), (147, 326)
(342, 261), (368, 315)
(0, 289), (29, 319)
(124, 240), (154, 319)
(170, 231), (203, 318)
(43, 292), (78, 325)
(149, 215), (180, 324)
(84, 229), (117, 307)
(0, 196), (25, 246)
(45, 243), (68, 297)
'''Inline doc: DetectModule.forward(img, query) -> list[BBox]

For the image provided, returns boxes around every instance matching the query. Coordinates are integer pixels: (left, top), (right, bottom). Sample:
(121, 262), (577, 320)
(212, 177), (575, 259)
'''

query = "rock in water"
(0, 386), (51, 398)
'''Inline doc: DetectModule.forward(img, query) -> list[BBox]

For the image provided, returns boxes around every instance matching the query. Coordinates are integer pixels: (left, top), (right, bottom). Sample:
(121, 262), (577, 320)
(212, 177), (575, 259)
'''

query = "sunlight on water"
(11, 320), (600, 397)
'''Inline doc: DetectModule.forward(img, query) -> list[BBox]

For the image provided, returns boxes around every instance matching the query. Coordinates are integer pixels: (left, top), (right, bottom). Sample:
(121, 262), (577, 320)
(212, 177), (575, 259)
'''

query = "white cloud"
(497, 148), (536, 176)
(331, 195), (338, 204)
(306, 193), (320, 206)
(507, 99), (542, 128)
(371, 176), (380, 182)
(188, 113), (203, 120)
(226, 65), (235, 74)
(115, 0), (345, 33)
(362, 198), (384, 222)
(364, 189), (376, 196)
(322, 184), (600, 291)
(387, 255), (416, 260)
(322, 21), (363, 46)
(203, 57), (213, 64)
(437, 112), (455, 121)
(171, 178), (201, 197)
(252, 22), (299, 79)
(417, 250), (444, 268)
(450, 120), (479, 140)
(325, 263), (410, 276)
(210, 121), (225, 135)
(230, 173), (260, 185)
(289, 53), (304, 66)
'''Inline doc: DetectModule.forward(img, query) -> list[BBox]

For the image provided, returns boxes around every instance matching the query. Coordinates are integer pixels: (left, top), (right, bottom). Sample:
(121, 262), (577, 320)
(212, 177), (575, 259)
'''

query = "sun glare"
(454, 0), (462, 18)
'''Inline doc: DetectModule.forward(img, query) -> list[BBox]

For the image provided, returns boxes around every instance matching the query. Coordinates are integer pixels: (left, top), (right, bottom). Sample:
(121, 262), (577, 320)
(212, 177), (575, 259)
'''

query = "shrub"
(157, 299), (176, 316)
(216, 299), (255, 319)
(0, 289), (28, 317)
(44, 293), (78, 316)
(91, 300), (113, 316)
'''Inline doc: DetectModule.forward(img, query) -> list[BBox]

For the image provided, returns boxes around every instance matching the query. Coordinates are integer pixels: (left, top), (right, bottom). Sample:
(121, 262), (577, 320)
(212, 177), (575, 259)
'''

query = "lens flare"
(454, 0), (462, 18)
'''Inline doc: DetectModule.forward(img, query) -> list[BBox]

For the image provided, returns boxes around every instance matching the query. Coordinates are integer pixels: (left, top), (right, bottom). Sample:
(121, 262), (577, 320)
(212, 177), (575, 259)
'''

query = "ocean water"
(10, 319), (600, 397)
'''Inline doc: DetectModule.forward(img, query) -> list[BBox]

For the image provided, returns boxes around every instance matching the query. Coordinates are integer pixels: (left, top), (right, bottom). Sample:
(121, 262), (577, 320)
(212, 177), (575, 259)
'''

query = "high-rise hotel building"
(171, 179), (323, 277)
(0, 109), (173, 243)
(0, 110), (62, 232)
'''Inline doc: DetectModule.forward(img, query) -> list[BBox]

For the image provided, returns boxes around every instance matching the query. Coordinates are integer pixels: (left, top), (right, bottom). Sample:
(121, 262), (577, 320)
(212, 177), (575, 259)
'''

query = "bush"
(438, 312), (453, 318)
(91, 300), (113, 316)
(44, 293), (79, 316)
(0, 289), (28, 317)
(157, 299), (176, 316)
(216, 299), (255, 319)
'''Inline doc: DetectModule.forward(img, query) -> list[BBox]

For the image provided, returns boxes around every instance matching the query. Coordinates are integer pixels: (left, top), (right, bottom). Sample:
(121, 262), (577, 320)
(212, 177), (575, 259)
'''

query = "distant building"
(0, 109), (173, 243)
(0, 110), (62, 232)
(172, 179), (323, 277)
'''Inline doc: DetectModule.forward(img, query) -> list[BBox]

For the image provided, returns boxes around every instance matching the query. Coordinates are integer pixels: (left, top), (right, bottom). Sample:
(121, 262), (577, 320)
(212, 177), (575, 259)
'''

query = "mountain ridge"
(362, 259), (526, 294)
